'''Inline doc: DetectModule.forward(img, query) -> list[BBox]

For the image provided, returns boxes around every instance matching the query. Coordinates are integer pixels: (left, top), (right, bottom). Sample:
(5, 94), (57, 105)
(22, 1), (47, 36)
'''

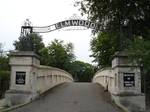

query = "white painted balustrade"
(93, 68), (115, 93)
(35, 65), (73, 94)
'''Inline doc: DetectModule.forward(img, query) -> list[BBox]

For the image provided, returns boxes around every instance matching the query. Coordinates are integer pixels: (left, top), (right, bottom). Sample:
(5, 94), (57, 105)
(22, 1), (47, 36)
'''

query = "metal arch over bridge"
(21, 19), (100, 36)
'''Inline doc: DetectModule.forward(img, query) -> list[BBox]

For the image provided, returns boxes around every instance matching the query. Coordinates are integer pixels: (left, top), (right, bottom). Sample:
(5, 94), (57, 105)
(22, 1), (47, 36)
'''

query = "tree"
(77, 0), (150, 69)
(39, 39), (75, 71)
(0, 56), (9, 71)
(76, 0), (150, 49)
(69, 60), (95, 82)
(0, 43), (10, 80)
(39, 39), (95, 82)
(0, 43), (10, 98)
(0, 43), (9, 71)
(13, 33), (45, 55)
(90, 31), (119, 68)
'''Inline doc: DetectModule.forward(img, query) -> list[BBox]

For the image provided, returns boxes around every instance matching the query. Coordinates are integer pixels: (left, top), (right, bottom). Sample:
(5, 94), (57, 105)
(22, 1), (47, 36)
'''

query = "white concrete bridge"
(3, 51), (146, 112)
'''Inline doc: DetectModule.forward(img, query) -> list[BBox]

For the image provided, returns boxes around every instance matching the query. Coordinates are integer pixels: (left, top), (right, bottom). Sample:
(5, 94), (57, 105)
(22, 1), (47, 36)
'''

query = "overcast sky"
(0, 0), (94, 63)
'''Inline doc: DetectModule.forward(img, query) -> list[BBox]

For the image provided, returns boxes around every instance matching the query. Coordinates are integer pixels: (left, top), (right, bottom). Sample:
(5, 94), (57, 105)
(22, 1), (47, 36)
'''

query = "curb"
(112, 99), (129, 112)
(1, 102), (30, 112)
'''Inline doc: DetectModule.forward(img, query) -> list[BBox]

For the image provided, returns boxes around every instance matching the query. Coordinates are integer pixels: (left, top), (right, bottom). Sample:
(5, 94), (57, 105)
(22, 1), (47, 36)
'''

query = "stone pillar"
(111, 51), (145, 112)
(5, 51), (40, 106)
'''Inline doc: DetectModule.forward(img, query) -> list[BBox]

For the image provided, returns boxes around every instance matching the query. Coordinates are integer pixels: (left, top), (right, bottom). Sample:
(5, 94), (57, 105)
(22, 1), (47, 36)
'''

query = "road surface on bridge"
(10, 83), (123, 112)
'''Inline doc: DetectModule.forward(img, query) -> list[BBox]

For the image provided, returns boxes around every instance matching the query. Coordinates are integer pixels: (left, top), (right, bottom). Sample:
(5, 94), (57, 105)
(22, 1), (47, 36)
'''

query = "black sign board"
(16, 72), (26, 85)
(123, 73), (135, 87)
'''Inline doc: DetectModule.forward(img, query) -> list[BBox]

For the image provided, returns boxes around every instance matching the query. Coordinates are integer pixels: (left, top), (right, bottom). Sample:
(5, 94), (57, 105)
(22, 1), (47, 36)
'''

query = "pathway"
(10, 83), (123, 112)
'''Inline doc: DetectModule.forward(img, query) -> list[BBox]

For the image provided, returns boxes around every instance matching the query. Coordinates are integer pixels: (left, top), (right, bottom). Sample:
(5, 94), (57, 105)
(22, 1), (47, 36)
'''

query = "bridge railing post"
(5, 51), (40, 106)
(5, 51), (73, 106)
(111, 51), (145, 112)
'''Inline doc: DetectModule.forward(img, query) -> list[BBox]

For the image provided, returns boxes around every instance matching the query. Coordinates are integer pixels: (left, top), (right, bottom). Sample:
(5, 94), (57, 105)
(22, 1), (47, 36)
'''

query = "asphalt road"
(10, 83), (123, 112)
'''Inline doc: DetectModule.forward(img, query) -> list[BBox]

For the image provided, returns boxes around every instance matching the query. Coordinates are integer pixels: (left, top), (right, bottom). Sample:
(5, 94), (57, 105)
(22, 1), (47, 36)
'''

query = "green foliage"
(0, 43), (10, 71)
(77, 0), (150, 39)
(0, 56), (9, 71)
(0, 56), (10, 80)
(69, 61), (95, 82)
(0, 70), (10, 98)
(13, 33), (45, 54)
(39, 39), (95, 82)
(0, 71), (10, 80)
(128, 37), (150, 71)
(0, 43), (10, 80)
(40, 39), (75, 71)
(90, 31), (119, 68)
(77, 0), (150, 69)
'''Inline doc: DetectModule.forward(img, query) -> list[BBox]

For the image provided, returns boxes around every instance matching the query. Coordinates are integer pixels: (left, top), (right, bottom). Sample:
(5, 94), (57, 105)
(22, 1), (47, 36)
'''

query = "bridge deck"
(10, 83), (123, 112)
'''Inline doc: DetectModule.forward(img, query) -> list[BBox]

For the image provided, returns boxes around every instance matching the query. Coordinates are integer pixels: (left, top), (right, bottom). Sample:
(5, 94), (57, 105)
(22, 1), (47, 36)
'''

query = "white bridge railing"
(93, 67), (115, 93)
(36, 65), (73, 94)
